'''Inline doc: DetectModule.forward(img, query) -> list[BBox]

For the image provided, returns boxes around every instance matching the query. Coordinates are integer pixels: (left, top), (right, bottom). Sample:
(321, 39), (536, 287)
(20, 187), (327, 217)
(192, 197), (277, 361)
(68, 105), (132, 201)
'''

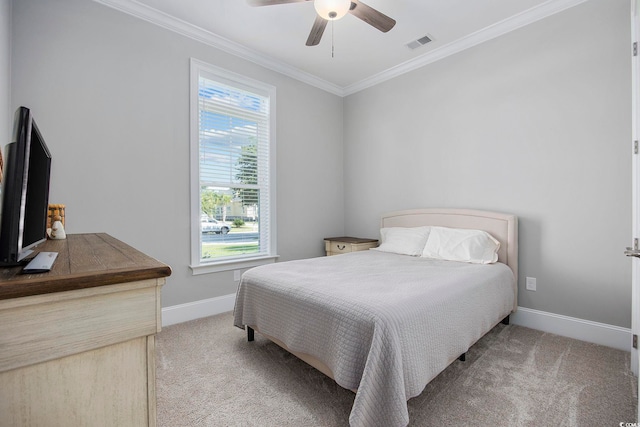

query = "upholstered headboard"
(380, 208), (518, 283)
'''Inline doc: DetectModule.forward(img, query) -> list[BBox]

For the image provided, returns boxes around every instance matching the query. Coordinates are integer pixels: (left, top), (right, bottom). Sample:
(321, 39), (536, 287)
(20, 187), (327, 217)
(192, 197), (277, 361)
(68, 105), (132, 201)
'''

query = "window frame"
(189, 58), (277, 274)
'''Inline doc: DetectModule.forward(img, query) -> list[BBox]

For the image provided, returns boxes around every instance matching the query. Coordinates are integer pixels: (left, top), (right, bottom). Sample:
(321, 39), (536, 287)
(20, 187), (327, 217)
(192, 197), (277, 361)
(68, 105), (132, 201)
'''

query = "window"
(190, 59), (276, 274)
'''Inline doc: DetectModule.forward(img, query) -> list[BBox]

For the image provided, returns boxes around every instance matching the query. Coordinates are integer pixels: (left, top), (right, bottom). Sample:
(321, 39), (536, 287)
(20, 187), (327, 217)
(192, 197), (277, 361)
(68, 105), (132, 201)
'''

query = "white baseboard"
(162, 293), (236, 327)
(162, 295), (632, 352)
(511, 307), (631, 352)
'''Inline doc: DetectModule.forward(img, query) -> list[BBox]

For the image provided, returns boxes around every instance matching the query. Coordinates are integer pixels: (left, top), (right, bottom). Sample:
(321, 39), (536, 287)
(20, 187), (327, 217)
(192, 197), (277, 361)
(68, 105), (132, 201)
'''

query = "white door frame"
(631, 0), (640, 388)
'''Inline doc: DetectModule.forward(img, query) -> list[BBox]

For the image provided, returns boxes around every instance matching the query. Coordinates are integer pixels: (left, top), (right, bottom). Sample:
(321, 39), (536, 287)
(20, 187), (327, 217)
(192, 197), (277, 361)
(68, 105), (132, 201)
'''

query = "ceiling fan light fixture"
(314, 0), (351, 21)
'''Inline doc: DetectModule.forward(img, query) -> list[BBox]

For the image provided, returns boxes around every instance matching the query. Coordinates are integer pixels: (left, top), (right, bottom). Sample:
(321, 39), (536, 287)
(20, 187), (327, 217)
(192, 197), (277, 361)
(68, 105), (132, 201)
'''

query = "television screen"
(0, 107), (52, 266)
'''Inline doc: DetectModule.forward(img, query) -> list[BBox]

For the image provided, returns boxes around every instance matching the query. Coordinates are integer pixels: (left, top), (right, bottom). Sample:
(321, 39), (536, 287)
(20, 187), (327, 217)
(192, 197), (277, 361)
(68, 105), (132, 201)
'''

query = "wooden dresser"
(0, 233), (171, 427)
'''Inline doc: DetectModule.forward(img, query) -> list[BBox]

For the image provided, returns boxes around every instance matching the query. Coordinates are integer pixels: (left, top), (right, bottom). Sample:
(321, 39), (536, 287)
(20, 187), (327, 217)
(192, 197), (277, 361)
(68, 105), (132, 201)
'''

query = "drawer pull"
(337, 244), (346, 250)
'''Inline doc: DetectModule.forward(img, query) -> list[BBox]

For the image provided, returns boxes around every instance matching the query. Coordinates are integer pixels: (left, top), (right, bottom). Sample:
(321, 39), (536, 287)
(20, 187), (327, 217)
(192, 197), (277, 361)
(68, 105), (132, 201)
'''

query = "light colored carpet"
(156, 312), (637, 426)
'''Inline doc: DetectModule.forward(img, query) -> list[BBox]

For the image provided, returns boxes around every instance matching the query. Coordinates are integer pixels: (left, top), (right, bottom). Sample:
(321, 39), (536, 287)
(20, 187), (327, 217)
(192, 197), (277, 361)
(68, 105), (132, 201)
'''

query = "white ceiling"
(96, 0), (587, 95)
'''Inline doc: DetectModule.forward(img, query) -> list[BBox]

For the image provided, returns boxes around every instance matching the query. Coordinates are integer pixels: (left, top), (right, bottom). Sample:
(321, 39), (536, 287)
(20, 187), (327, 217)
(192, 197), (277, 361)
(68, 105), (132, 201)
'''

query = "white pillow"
(421, 226), (500, 264)
(371, 226), (431, 256)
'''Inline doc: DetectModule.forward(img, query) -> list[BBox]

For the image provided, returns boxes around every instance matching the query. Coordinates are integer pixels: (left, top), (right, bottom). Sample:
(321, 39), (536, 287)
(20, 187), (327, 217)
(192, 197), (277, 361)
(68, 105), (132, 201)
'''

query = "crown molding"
(92, 0), (345, 96)
(93, 0), (586, 98)
(343, 0), (588, 95)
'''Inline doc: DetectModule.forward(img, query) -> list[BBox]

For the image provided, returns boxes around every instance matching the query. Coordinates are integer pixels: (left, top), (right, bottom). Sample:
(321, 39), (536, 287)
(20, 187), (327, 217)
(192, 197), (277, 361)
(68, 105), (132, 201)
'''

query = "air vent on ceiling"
(406, 34), (433, 50)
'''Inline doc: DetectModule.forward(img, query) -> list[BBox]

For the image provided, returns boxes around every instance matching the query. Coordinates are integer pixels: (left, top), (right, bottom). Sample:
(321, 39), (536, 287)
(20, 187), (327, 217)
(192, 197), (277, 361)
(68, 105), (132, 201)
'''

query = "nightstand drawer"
(327, 241), (354, 254)
(324, 237), (378, 256)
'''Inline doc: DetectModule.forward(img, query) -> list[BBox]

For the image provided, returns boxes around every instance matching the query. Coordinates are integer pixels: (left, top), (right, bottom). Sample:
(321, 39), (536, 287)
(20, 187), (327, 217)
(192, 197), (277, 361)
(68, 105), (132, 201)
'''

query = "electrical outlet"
(233, 270), (241, 282)
(526, 277), (537, 291)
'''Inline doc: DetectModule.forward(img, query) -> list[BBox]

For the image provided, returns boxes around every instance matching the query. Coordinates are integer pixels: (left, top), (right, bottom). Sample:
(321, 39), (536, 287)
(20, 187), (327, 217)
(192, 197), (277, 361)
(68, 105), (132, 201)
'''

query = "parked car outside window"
(201, 217), (231, 235)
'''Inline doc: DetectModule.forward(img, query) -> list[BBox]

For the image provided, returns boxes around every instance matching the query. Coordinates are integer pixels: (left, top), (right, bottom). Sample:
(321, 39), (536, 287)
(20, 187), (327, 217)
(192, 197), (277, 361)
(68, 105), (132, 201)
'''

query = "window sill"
(190, 255), (279, 275)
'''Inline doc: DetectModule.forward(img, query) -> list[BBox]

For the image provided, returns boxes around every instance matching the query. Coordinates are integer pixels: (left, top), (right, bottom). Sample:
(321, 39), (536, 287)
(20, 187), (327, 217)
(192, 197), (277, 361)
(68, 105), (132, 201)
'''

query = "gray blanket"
(233, 250), (515, 427)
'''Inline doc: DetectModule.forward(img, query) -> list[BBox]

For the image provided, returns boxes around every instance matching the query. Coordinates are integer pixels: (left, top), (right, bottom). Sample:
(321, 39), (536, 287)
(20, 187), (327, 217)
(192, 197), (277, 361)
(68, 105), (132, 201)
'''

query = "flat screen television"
(0, 107), (52, 266)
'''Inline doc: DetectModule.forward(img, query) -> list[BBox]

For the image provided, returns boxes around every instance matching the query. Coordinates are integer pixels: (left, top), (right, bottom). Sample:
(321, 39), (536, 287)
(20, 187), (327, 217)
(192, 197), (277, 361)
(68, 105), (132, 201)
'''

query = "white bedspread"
(233, 250), (515, 427)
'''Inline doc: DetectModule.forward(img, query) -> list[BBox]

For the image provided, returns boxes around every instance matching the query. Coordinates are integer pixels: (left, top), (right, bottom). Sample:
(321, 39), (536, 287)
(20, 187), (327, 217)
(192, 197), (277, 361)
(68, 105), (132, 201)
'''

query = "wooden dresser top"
(0, 233), (172, 300)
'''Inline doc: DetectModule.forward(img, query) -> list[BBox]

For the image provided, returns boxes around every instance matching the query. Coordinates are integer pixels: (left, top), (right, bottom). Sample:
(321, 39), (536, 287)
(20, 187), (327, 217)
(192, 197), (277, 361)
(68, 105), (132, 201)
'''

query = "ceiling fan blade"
(306, 16), (328, 46)
(348, 0), (396, 33)
(247, 0), (311, 6)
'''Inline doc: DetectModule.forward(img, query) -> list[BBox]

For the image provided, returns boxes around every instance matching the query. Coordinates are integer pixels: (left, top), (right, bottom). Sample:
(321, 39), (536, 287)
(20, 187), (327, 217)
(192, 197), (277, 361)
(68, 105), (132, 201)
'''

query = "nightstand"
(324, 236), (378, 256)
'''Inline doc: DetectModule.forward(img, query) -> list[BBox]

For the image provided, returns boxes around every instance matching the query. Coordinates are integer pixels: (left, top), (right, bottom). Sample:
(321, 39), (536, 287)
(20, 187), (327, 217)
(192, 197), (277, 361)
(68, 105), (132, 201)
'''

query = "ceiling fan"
(247, 0), (396, 46)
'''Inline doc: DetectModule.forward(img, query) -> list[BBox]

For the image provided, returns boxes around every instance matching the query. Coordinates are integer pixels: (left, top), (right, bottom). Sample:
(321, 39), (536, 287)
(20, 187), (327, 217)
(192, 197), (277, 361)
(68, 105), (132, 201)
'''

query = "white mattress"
(233, 250), (516, 427)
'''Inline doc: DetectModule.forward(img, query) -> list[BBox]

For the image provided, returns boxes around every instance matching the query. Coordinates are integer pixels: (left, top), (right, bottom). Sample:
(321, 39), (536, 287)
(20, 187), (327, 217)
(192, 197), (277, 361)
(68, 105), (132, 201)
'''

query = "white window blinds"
(190, 60), (276, 272)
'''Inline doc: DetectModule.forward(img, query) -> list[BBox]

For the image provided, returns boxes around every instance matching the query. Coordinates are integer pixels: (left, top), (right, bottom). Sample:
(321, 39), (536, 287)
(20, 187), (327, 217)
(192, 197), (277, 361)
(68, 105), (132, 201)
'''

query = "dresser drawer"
(0, 278), (162, 373)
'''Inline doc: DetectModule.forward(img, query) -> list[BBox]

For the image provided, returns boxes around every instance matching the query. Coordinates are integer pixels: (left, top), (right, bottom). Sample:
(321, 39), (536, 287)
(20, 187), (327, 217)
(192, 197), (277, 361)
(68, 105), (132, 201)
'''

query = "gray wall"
(1, 0), (9, 142)
(10, 0), (345, 307)
(344, 0), (632, 327)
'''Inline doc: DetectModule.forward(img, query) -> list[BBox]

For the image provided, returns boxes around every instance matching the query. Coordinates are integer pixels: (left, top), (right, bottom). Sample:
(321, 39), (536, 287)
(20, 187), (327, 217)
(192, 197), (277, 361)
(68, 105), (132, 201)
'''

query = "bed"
(233, 208), (518, 427)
